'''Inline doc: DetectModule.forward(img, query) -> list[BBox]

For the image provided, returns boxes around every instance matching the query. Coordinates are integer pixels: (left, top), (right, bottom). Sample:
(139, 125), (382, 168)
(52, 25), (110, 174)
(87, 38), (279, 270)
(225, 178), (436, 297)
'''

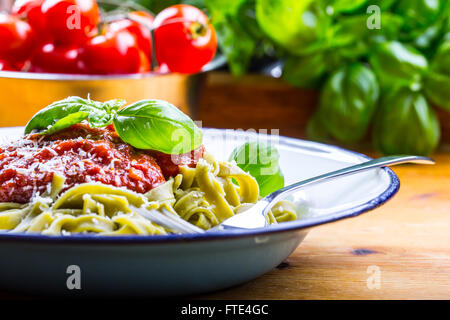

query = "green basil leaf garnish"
(43, 111), (91, 136)
(113, 99), (203, 154)
(24, 96), (125, 135)
(25, 97), (202, 154)
(229, 141), (284, 197)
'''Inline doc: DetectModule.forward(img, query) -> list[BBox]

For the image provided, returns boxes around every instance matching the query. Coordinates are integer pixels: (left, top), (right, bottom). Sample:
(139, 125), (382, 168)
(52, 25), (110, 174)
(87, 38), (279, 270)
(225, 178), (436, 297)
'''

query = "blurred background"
(0, 0), (449, 156)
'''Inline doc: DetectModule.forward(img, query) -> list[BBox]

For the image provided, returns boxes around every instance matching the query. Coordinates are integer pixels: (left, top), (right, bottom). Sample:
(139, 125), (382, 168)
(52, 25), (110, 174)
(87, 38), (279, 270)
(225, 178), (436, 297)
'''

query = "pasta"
(0, 153), (297, 235)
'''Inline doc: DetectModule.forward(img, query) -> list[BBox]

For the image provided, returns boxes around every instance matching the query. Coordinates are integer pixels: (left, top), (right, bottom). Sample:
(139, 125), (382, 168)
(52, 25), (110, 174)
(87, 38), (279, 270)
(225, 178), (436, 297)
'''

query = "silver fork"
(209, 155), (434, 232)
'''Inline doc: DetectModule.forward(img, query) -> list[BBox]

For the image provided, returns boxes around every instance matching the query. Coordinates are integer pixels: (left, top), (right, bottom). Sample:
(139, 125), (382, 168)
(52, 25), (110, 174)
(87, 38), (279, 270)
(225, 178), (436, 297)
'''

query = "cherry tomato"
(78, 28), (150, 74)
(0, 60), (18, 71)
(12, 0), (50, 41)
(41, 0), (100, 45)
(29, 42), (81, 73)
(0, 13), (35, 63)
(153, 4), (217, 74)
(109, 18), (152, 64)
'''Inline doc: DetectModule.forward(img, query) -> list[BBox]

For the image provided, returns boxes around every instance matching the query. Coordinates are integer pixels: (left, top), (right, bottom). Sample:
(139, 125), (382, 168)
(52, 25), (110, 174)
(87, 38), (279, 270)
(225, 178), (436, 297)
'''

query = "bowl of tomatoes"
(0, 0), (222, 126)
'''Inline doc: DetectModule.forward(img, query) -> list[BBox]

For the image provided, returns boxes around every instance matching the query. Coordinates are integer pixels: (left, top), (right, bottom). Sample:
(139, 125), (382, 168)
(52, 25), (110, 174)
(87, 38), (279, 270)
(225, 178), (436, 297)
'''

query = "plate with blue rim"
(0, 127), (399, 296)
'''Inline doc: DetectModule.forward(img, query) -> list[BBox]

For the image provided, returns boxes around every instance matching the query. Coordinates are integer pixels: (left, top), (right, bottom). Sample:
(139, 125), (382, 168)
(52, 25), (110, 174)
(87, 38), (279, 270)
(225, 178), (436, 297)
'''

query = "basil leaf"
(258, 167), (285, 197)
(328, 14), (403, 60)
(43, 111), (91, 135)
(424, 71), (450, 110)
(317, 63), (380, 143)
(213, 14), (257, 76)
(424, 40), (450, 110)
(369, 41), (428, 89)
(331, 0), (367, 14)
(88, 99), (126, 127)
(206, 0), (261, 76)
(229, 141), (284, 197)
(283, 53), (328, 88)
(113, 100), (202, 154)
(394, 0), (445, 32)
(256, 0), (329, 55)
(373, 87), (440, 155)
(24, 96), (125, 135)
(430, 40), (450, 75)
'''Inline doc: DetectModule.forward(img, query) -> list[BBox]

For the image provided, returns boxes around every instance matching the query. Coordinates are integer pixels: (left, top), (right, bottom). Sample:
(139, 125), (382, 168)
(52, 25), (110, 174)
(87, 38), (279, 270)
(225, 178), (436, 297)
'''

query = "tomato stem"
(189, 22), (207, 39)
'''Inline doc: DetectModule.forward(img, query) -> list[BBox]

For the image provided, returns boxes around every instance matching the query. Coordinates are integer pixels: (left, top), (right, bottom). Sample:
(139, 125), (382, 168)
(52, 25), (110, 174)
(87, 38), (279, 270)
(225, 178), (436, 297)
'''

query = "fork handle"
(262, 155), (434, 217)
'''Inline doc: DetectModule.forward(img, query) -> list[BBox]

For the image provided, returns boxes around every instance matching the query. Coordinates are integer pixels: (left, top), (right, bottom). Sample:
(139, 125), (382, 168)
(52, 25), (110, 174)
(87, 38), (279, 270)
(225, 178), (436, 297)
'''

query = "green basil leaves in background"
(24, 96), (125, 135)
(127, 0), (450, 155)
(255, 0), (329, 55)
(369, 41), (428, 90)
(315, 63), (379, 143)
(205, 0), (260, 76)
(113, 100), (202, 154)
(424, 72), (450, 111)
(373, 87), (440, 156)
(25, 97), (202, 155)
(331, 0), (368, 14)
(424, 41), (450, 110)
(229, 141), (284, 197)
(394, 0), (444, 33)
(282, 53), (327, 88)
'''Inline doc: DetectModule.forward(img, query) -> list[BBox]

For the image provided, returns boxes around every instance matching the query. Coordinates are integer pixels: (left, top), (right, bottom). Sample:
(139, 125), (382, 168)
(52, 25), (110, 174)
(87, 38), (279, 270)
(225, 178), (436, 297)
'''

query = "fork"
(137, 155), (434, 234)
(210, 155), (434, 232)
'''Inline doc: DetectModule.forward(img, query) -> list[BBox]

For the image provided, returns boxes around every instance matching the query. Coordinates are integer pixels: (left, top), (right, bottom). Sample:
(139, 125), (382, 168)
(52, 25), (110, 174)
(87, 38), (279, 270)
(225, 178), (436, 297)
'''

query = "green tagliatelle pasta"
(0, 154), (298, 236)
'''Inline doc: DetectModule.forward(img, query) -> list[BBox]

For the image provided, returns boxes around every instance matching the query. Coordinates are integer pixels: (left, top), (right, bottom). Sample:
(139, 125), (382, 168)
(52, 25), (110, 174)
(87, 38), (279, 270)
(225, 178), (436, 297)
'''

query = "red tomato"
(0, 60), (18, 71)
(12, 0), (50, 41)
(153, 4), (217, 74)
(109, 18), (152, 64)
(78, 28), (150, 74)
(29, 42), (81, 73)
(0, 13), (35, 63)
(41, 0), (100, 45)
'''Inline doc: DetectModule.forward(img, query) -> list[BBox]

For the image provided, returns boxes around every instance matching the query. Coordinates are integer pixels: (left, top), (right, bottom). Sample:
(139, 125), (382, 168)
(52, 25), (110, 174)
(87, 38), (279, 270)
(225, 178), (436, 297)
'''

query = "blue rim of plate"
(0, 130), (400, 245)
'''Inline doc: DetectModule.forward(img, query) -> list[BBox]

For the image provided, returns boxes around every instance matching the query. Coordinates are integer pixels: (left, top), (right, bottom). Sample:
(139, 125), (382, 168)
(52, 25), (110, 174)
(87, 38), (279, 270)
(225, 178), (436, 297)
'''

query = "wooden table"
(195, 73), (450, 300)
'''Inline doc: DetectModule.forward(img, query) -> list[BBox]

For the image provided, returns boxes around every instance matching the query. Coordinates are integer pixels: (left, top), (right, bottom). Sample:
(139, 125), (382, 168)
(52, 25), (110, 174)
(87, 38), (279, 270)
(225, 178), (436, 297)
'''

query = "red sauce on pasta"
(0, 123), (203, 203)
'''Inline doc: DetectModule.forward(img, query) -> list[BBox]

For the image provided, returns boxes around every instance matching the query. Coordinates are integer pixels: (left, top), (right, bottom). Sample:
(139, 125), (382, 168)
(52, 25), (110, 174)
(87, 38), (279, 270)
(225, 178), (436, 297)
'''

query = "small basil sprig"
(113, 100), (202, 154)
(229, 141), (284, 197)
(24, 96), (125, 135)
(25, 97), (202, 155)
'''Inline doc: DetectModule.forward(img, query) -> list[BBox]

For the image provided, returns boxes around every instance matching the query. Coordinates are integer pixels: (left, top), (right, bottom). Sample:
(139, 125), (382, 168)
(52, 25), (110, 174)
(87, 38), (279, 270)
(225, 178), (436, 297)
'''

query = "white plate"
(0, 127), (399, 296)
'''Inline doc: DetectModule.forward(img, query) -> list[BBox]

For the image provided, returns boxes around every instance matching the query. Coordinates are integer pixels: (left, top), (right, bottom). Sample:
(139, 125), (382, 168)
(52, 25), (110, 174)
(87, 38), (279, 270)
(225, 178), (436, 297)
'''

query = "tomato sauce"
(0, 123), (203, 203)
